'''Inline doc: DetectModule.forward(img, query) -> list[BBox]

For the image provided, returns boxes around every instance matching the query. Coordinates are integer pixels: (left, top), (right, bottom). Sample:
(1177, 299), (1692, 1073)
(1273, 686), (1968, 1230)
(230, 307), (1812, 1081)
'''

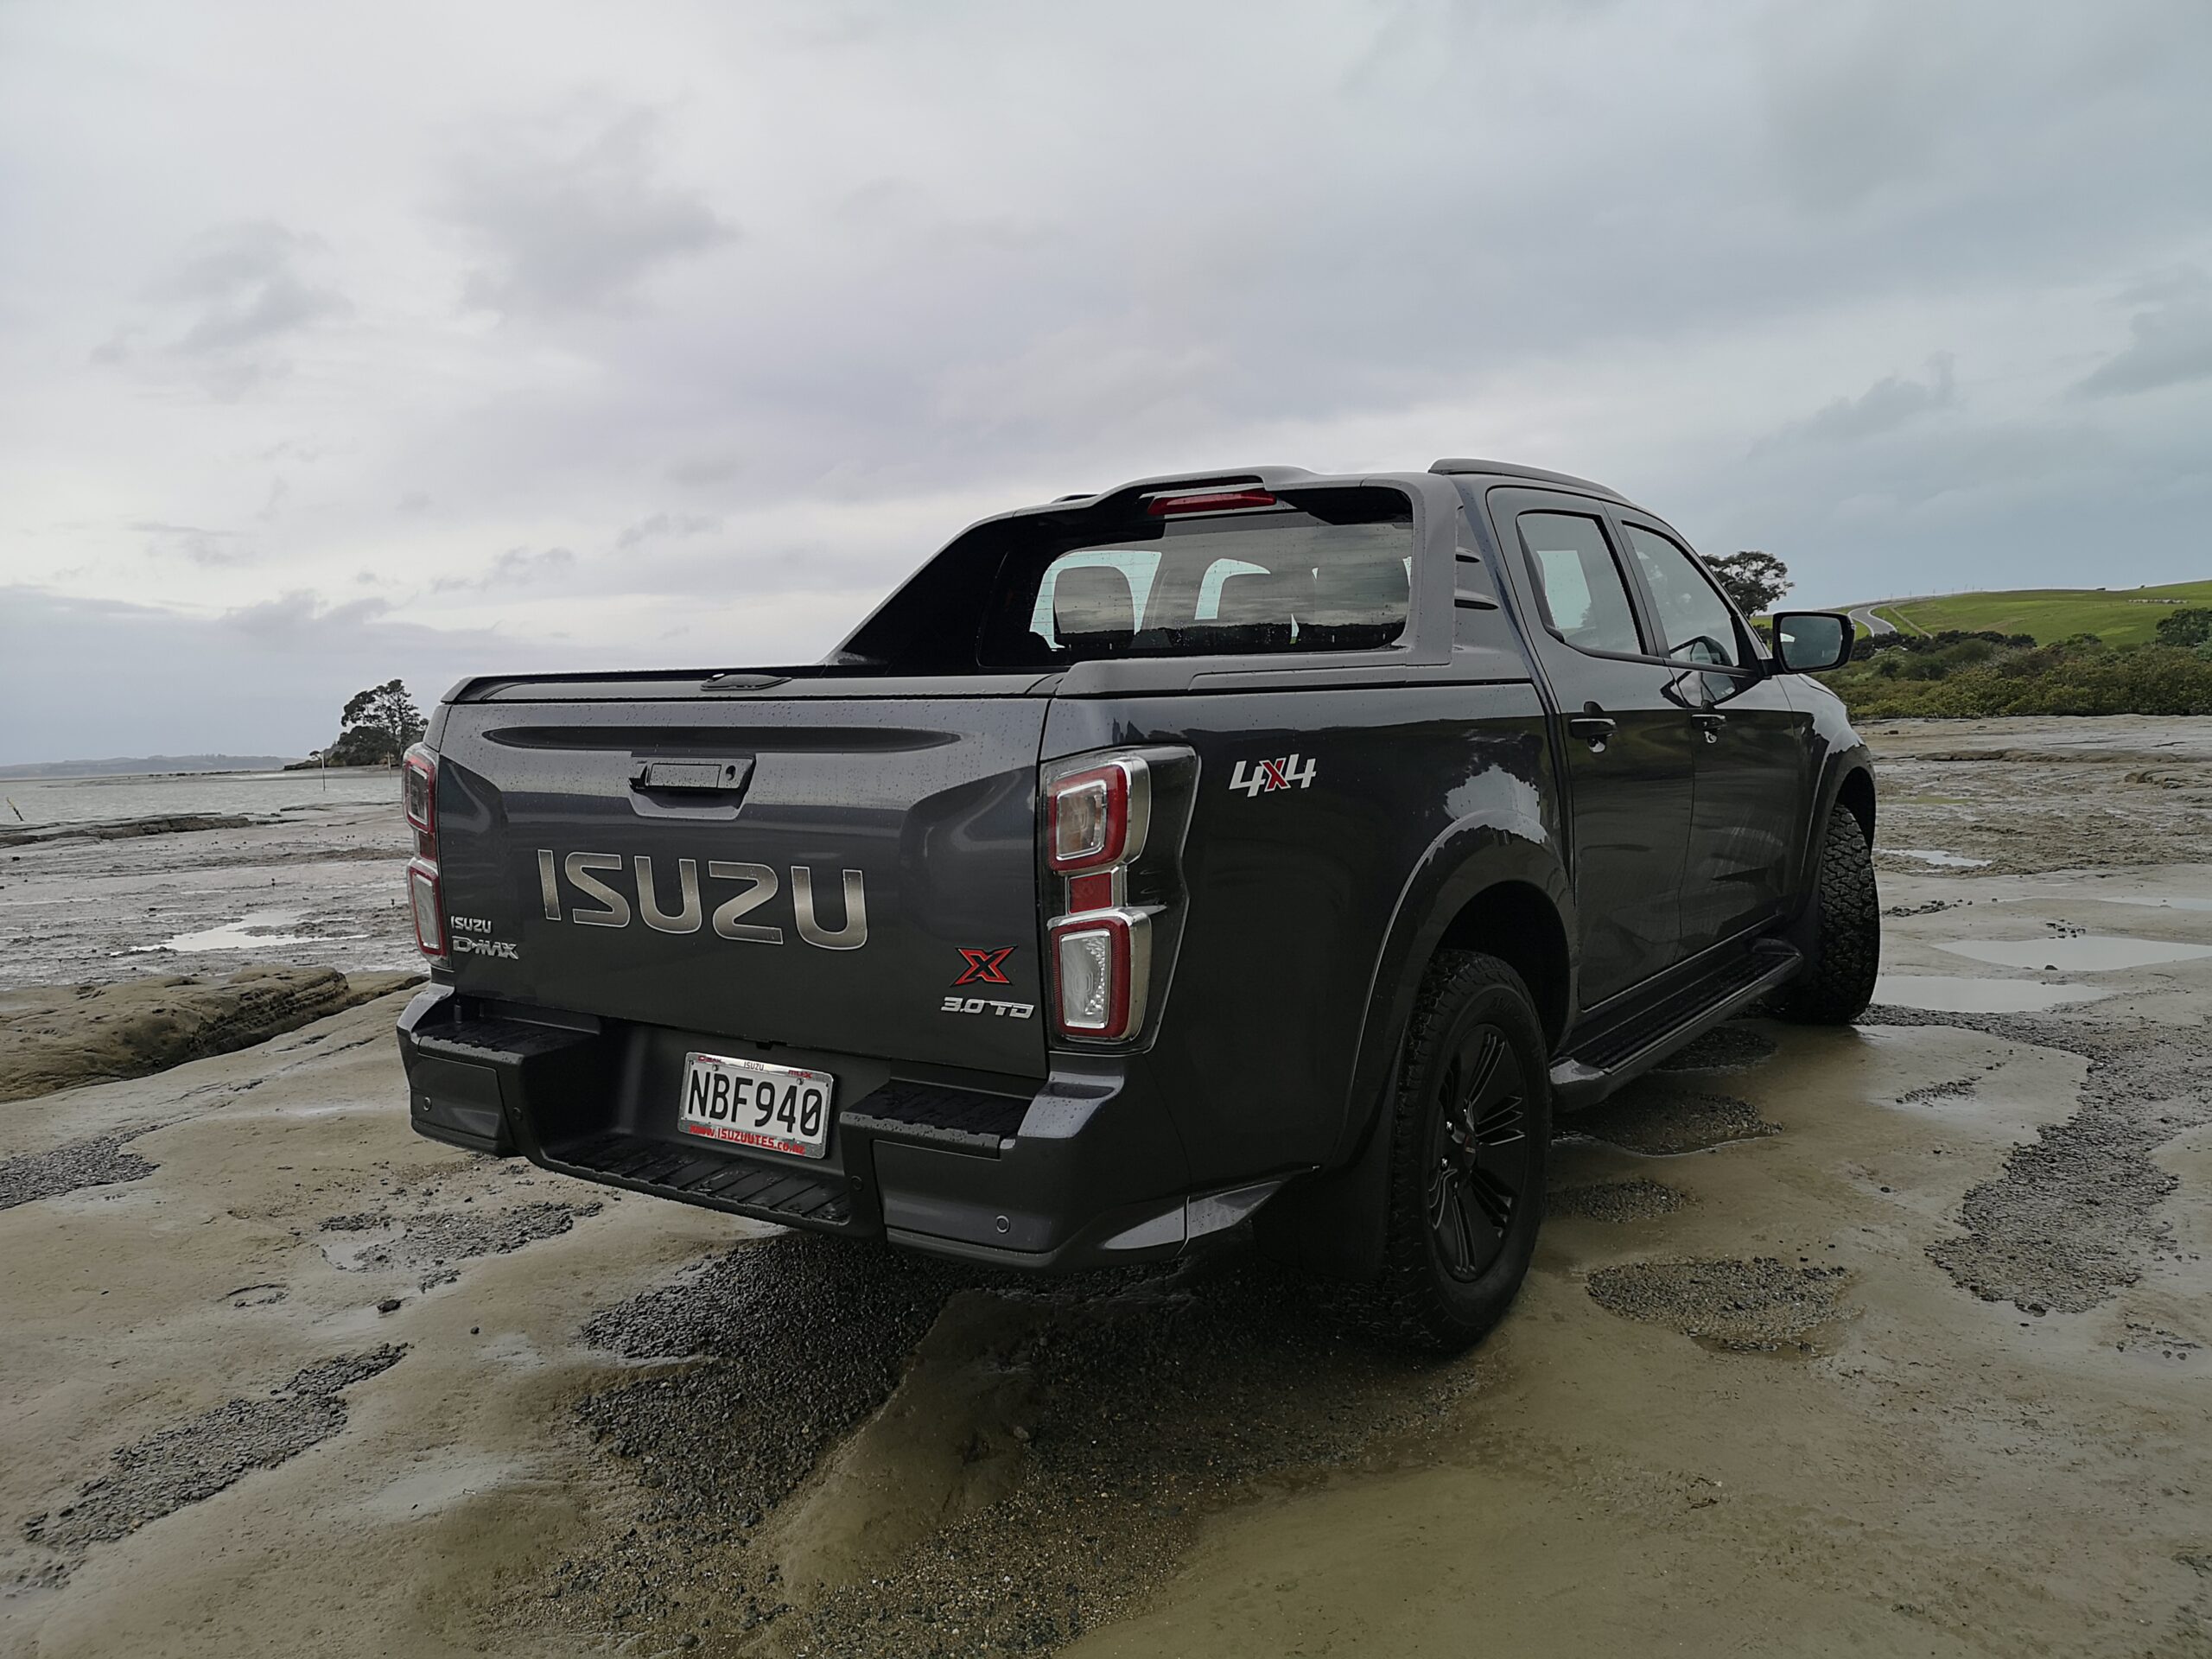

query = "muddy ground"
(0, 715), (2208, 1656)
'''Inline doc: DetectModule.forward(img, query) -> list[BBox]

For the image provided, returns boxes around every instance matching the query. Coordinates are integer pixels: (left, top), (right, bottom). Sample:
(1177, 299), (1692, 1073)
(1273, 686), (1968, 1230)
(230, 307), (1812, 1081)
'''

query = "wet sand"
(1, 716), (2208, 1656)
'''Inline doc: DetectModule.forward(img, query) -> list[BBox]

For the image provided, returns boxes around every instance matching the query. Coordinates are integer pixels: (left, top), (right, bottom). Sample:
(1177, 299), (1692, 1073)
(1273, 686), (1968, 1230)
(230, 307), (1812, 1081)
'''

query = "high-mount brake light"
(1145, 489), (1277, 517)
(1046, 760), (1148, 874)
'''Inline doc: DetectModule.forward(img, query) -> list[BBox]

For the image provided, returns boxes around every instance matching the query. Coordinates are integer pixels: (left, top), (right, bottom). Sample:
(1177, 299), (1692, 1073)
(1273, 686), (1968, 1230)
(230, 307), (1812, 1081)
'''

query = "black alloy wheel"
(1425, 1025), (1530, 1282)
(1370, 949), (1553, 1352)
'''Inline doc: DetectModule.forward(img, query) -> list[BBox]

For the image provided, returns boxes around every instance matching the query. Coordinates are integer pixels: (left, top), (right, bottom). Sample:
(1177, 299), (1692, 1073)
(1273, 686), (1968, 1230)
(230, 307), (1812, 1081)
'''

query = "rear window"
(976, 491), (1413, 665)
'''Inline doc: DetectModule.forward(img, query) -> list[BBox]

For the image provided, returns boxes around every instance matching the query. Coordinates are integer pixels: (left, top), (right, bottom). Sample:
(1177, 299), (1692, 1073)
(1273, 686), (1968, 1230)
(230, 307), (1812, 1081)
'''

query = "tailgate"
(430, 696), (1051, 1077)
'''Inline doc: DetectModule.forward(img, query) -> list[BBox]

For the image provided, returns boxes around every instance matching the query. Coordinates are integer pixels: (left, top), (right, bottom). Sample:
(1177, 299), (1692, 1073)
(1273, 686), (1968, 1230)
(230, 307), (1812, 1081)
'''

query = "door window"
(1624, 527), (1743, 669)
(1516, 512), (1643, 656)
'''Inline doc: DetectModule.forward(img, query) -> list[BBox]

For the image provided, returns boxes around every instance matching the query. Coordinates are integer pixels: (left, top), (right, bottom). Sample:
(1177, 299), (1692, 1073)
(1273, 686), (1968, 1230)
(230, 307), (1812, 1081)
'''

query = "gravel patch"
(539, 1233), (1473, 1657)
(21, 1345), (404, 1576)
(1571, 1090), (1781, 1156)
(1586, 1258), (1850, 1353)
(0, 1133), (157, 1211)
(1548, 1178), (1692, 1222)
(1652, 1023), (1778, 1075)
(320, 1200), (602, 1290)
(1869, 1007), (2212, 1314)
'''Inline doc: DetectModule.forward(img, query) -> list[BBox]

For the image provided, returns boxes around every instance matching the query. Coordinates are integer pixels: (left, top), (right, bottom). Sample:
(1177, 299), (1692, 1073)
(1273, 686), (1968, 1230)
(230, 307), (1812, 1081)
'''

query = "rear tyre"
(1772, 802), (1881, 1025)
(1369, 950), (1550, 1354)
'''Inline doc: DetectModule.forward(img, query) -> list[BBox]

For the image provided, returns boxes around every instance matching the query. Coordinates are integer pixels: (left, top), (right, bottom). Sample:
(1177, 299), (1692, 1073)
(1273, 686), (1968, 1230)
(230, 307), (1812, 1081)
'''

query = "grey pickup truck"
(394, 459), (1876, 1349)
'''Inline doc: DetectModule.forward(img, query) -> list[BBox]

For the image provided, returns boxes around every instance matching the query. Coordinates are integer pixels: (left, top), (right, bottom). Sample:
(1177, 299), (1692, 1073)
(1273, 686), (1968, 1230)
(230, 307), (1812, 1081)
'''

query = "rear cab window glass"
(1516, 512), (1643, 657)
(1623, 525), (1744, 668)
(982, 489), (1413, 664)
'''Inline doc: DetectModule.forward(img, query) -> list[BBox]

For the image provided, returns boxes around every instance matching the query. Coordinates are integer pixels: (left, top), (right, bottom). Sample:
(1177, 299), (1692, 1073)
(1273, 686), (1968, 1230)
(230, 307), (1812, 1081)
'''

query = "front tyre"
(1372, 950), (1551, 1353)
(1772, 802), (1881, 1026)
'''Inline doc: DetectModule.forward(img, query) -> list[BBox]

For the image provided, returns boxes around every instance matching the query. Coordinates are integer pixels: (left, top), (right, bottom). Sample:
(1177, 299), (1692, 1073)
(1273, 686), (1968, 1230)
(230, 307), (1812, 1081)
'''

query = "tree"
(1705, 550), (1791, 617)
(325, 679), (425, 766)
(2155, 607), (2212, 648)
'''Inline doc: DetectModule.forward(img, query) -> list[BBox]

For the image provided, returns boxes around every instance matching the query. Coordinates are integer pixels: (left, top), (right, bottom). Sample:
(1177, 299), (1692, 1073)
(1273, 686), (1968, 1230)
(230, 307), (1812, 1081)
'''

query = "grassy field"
(1863, 580), (2212, 645)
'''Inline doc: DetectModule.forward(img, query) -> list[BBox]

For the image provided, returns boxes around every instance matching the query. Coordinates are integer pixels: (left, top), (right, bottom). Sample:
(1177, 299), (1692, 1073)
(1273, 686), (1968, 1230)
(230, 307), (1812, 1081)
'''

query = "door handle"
(1567, 714), (1617, 753)
(1691, 712), (1726, 745)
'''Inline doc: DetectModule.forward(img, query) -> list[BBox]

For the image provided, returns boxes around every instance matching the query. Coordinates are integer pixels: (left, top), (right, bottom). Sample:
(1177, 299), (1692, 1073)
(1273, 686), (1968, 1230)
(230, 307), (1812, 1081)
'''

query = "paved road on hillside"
(1848, 604), (1897, 637)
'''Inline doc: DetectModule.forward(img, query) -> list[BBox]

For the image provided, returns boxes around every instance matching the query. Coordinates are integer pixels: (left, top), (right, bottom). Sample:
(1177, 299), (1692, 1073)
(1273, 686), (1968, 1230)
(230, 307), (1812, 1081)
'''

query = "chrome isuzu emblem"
(534, 851), (869, 950)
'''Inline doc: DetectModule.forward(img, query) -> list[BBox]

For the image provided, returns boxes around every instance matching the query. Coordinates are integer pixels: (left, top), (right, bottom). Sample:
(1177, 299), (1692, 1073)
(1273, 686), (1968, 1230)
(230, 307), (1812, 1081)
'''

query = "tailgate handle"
(630, 758), (755, 795)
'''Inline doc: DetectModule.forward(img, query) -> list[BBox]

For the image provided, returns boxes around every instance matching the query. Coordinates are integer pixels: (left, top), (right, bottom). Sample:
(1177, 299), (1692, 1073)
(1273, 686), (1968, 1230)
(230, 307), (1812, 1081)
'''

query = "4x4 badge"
(1229, 753), (1317, 796)
(954, 947), (1015, 986)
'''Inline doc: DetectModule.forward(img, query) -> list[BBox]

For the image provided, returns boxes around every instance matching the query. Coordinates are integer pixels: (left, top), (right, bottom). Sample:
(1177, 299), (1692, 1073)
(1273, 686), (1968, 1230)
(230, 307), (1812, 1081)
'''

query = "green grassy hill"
(1865, 580), (2212, 646)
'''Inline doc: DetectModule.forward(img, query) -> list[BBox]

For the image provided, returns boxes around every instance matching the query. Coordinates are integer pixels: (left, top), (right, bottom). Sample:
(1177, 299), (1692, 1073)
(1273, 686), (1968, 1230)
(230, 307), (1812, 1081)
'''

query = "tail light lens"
(403, 744), (436, 861)
(1043, 753), (1169, 1042)
(1047, 759), (1147, 873)
(408, 859), (447, 959)
(402, 744), (445, 963)
(1049, 908), (1149, 1038)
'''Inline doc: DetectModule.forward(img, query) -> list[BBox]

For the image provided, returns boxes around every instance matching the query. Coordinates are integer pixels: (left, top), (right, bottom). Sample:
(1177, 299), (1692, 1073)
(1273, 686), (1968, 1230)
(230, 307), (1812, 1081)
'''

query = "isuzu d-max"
(393, 459), (1876, 1349)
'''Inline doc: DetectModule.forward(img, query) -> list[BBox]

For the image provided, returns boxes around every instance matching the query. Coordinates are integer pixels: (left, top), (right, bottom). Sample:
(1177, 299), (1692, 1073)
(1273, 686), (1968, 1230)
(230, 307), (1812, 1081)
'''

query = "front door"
(1486, 493), (1699, 1007)
(1616, 519), (1811, 954)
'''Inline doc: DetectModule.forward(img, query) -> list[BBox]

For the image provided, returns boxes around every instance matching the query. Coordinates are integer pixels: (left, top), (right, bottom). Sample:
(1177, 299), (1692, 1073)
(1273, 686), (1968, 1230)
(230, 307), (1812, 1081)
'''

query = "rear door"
(1615, 518), (1810, 952)
(1486, 489), (1698, 1005)
(429, 691), (1052, 1078)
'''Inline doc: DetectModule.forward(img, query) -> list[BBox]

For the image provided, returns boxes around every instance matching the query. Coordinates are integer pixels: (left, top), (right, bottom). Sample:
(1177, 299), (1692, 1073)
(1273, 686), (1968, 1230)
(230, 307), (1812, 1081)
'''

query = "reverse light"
(1145, 490), (1277, 517)
(408, 859), (447, 959)
(1049, 908), (1149, 1039)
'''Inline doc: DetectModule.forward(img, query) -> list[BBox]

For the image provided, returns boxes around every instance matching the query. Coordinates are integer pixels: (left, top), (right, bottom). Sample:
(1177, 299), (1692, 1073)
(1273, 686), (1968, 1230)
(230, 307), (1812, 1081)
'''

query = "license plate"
(677, 1052), (835, 1159)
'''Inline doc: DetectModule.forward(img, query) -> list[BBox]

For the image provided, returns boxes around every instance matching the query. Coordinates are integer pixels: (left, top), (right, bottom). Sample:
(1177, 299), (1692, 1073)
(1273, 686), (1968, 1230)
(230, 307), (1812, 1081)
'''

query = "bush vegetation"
(1816, 613), (2212, 718)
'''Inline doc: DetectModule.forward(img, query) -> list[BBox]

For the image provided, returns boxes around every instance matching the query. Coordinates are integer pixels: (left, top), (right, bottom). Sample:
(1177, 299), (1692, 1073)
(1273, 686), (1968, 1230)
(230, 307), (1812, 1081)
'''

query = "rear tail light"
(408, 859), (446, 959)
(1049, 909), (1148, 1038)
(1046, 759), (1148, 874)
(1042, 752), (1167, 1043)
(403, 744), (436, 861)
(402, 744), (445, 962)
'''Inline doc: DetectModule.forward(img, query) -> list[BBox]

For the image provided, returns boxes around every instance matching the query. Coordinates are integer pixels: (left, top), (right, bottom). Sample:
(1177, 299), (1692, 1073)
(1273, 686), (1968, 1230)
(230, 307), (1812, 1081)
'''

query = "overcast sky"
(3, 0), (2210, 764)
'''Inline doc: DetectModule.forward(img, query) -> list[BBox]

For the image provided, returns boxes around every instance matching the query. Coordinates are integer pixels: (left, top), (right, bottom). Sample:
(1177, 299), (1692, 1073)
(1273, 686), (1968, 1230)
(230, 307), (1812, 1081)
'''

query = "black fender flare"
(1786, 741), (1877, 938)
(1255, 806), (1573, 1279)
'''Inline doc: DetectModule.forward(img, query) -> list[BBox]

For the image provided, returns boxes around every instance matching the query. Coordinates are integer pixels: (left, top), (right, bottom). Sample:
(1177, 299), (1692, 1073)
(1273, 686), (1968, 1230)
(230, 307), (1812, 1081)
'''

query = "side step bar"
(1548, 941), (1802, 1110)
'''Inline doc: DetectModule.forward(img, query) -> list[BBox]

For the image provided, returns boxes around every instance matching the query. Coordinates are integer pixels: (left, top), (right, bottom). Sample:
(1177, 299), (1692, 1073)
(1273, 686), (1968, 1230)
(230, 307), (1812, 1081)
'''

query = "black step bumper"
(394, 986), (1284, 1272)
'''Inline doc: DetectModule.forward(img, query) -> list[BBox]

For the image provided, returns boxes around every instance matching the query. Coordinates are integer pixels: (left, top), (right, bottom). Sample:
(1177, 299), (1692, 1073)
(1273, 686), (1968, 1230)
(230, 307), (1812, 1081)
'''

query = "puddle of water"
(1881, 849), (1993, 868)
(2087, 894), (2212, 914)
(1937, 937), (2212, 973)
(131, 908), (323, 953)
(1872, 975), (2109, 1014)
(359, 1455), (524, 1521)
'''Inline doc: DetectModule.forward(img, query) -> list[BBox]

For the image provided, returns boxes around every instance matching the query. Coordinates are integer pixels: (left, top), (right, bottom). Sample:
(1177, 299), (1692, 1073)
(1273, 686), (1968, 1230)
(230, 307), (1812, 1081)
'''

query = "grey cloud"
(221, 589), (392, 639)
(615, 512), (721, 550)
(136, 522), (253, 568)
(93, 221), (348, 395)
(430, 545), (577, 592)
(2072, 270), (2212, 399)
(1777, 354), (1957, 447)
(445, 110), (736, 317)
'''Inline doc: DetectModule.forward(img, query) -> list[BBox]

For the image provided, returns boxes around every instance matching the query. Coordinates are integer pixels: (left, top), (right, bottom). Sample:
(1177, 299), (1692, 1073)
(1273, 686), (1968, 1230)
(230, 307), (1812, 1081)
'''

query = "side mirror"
(1772, 611), (1853, 674)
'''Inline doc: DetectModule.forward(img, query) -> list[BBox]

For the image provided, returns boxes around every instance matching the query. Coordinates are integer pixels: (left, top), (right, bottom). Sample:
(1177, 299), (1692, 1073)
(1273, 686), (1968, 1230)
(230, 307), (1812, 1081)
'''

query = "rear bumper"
(395, 986), (1285, 1273)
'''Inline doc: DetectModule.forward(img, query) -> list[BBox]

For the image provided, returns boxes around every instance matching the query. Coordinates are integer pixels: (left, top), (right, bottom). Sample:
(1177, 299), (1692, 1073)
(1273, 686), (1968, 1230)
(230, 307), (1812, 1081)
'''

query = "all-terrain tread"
(1367, 950), (1551, 1352)
(1773, 803), (1881, 1025)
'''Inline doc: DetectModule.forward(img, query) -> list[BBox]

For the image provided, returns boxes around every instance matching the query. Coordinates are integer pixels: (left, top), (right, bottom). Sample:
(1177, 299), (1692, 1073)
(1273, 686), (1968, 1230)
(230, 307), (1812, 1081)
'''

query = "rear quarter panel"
(1045, 682), (1554, 1185)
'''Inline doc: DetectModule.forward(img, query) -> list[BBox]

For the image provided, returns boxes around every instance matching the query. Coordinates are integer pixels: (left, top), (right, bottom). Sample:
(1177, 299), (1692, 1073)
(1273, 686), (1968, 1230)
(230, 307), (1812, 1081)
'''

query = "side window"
(1623, 527), (1743, 669)
(1516, 512), (1643, 656)
(1030, 550), (1160, 647)
(1195, 558), (1268, 621)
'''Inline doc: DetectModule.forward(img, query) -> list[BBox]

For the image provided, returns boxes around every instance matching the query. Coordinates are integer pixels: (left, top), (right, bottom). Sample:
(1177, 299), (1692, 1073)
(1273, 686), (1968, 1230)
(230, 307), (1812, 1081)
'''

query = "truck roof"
(1018, 459), (1630, 520)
